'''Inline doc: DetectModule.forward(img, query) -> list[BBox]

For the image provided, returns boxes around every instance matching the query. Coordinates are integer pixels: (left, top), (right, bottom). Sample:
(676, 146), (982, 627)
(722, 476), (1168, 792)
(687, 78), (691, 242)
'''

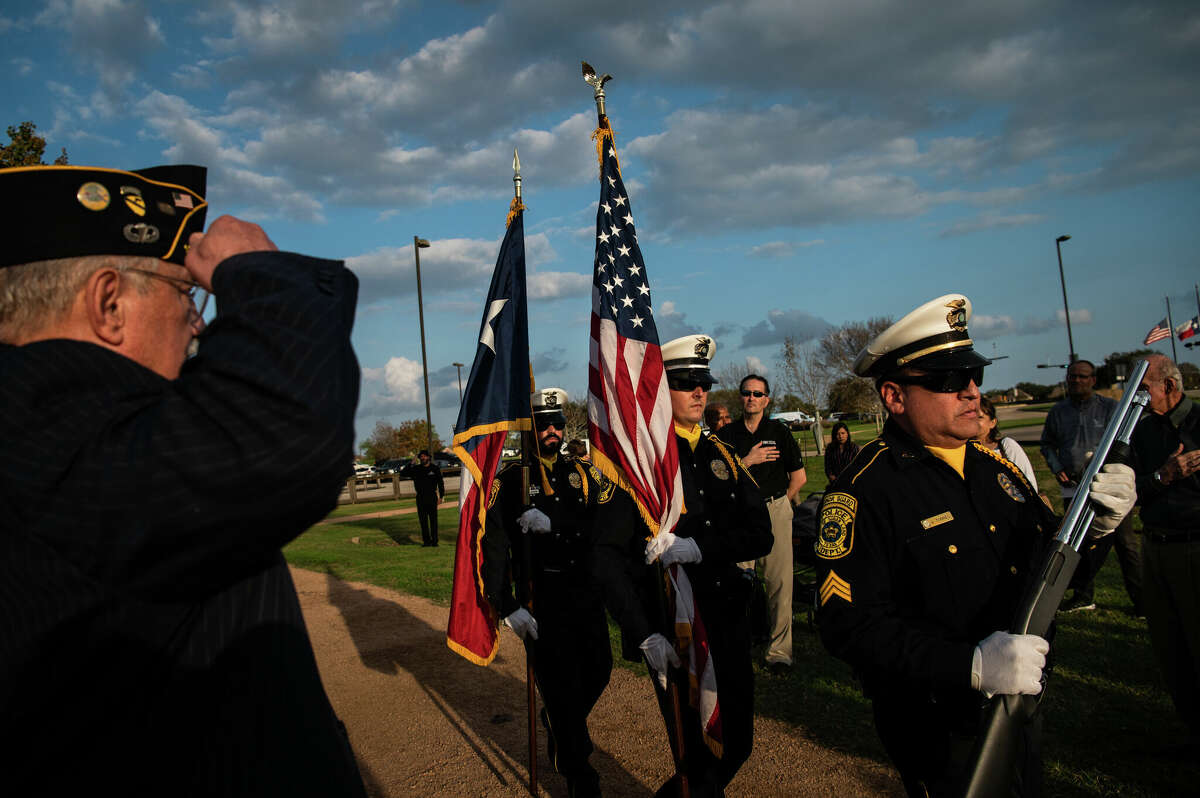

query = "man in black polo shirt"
(1131, 353), (1200, 740)
(401, 450), (445, 546)
(725, 374), (807, 674)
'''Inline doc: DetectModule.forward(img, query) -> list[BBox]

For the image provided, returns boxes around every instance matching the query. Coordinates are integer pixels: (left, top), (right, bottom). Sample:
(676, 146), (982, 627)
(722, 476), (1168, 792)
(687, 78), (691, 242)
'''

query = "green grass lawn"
(324, 498), (417, 518)
(285, 443), (1195, 795)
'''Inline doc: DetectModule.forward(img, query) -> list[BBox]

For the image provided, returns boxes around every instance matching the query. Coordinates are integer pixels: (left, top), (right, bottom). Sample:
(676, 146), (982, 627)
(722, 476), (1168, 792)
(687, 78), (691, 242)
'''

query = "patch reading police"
(710, 459), (730, 481)
(816, 492), (856, 559)
(488, 478), (501, 508)
(568, 471), (583, 490)
(597, 478), (616, 504)
(997, 472), (1026, 503)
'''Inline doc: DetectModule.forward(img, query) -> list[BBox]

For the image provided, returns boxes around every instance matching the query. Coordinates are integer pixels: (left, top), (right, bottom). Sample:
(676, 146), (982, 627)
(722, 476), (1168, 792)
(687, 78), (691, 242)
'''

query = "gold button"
(989, 524), (997, 533)
(947, 544), (958, 554)
(1010, 566), (1019, 575)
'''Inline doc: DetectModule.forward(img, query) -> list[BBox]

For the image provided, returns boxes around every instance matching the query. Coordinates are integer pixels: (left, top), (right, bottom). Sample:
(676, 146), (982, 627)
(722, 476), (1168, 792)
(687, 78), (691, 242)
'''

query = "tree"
(1, 121), (68, 167)
(359, 419), (444, 463)
(1095, 349), (1156, 387)
(805, 317), (893, 415)
(1015, 382), (1056, 402)
(775, 335), (828, 414)
(826, 375), (879, 415)
(1180, 362), (1200, 390)
(561, 398), (589, 445)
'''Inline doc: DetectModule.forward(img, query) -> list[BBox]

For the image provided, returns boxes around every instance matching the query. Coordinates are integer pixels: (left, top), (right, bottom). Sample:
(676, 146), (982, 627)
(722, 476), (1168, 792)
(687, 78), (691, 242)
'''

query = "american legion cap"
(852, 294), (991, 378)
(0, 164), (208, 268)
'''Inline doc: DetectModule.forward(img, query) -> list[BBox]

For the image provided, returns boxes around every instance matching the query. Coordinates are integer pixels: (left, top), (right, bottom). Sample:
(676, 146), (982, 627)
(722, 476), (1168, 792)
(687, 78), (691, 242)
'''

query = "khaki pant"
(758, 494), (794, 665)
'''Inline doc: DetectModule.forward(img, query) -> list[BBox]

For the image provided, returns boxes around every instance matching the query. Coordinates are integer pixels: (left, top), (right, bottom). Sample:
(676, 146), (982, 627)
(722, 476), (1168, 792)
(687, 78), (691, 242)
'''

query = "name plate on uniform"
(920, 511), (954, 530)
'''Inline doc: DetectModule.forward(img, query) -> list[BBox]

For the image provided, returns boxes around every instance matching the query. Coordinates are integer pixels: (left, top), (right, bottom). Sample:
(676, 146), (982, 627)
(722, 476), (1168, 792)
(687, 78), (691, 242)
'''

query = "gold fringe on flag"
(590, 117), (619, 176)
(505, 195), (526, 229)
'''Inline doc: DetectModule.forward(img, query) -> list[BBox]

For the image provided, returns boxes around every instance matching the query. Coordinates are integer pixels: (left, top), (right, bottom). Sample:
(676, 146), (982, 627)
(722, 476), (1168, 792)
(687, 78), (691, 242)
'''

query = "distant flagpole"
(446, 158), (531, 667)
(1166, 296), (1179, 361)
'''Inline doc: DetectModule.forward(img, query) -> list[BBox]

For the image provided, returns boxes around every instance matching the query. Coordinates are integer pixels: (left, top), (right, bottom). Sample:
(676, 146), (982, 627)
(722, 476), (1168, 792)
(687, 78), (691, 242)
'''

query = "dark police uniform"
(402, 459), (445, 545)
(593, 429), (772, 796)
(0, 165), (365, 797)
(481, 454), (613, 791)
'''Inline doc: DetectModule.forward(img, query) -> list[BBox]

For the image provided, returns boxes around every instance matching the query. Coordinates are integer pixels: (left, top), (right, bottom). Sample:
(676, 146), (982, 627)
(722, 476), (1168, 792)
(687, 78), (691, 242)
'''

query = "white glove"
(1087, 463), (1135, 537)
(503, 608), (538, 641)
(640, 632), (682, 690)
(517, 508), (552, 534)
(973, 631), (1049, 697)
(644, 531), (703, 565)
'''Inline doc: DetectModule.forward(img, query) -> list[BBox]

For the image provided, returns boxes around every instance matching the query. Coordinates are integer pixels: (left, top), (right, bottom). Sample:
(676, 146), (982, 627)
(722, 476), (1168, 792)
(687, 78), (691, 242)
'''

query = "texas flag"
(1176, 316), (1199, 341)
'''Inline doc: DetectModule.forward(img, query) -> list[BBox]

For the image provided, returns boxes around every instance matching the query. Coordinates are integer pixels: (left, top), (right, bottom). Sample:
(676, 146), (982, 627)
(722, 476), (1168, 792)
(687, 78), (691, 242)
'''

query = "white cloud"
(741, 309), (831, 348)
(748, 240), (826, 258)
(939, 213), (1045, 238)
(971, 308), (1092, 339)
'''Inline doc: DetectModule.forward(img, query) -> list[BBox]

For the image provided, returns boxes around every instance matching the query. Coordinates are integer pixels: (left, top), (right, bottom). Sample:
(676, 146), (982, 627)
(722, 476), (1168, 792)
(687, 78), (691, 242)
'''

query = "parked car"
(352, 463), (376, 477)
(770, 410), (815, 431)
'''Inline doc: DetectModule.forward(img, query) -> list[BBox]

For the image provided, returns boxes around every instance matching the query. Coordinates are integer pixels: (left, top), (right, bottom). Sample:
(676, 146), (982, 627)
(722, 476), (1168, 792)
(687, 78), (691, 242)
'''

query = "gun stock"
(962, 362), (1150, 798)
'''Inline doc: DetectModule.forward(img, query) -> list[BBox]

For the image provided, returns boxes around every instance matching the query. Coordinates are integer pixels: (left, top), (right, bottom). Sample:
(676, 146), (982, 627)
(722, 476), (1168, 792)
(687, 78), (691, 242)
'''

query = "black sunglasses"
(667, 376), (714, 393)
(890, 367), (984, 393)
(739, 389), (767, 398)
(534, 413), (567, 431)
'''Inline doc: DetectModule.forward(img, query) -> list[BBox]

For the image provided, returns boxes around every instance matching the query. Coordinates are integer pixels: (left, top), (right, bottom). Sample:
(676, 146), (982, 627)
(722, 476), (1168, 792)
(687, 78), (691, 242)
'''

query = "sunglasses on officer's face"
(534, 414), (567, 431)
(739, 389), (767, 398)
(667, 376), (714, 393)
(890, 367), (984, 393)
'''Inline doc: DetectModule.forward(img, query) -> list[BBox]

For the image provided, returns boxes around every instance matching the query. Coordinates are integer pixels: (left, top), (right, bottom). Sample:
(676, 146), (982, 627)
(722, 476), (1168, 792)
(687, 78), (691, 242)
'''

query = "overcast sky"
(5, 0), (1199, 448)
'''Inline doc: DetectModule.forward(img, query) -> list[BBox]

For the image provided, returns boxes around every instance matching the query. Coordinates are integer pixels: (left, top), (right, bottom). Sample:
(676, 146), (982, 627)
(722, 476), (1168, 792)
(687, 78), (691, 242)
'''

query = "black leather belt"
(1145, 528), (1200, 544)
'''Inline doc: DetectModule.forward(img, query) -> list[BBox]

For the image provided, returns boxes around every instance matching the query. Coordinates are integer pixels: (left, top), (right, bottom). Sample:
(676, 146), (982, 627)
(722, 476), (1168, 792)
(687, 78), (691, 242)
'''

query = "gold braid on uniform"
(707, 434), (755, 487)
(572, 460), (590, 503)
(849, 440), (888, 486)
(971, 440), (1034, 493)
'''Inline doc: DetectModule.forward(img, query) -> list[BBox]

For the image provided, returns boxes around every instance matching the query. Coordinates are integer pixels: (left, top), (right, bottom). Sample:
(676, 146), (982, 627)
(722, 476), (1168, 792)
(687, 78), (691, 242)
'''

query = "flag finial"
(512, 147), (522, 201)
(582, 61), (612, 118)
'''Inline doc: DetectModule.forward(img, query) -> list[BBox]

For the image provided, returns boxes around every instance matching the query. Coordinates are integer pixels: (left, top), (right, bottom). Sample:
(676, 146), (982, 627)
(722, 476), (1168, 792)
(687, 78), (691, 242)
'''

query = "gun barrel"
(1056, 359), (1150, 551)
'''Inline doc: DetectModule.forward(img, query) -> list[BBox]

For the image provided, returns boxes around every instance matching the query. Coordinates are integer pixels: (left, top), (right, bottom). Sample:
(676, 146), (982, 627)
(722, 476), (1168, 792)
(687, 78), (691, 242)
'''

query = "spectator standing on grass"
(978, 396), (1038, 488)
(814, 294), (1135, 796)
(824, 421), (861, 482)
(704, 402), (732, 432)
(725, 373), (807, 676)
(482, 388), (612, 797)
(401, 449), (445, 546)
(1130, 354), (1200, 743)
(1040, 359), (1142, 613)
(0, 165), (366, 795)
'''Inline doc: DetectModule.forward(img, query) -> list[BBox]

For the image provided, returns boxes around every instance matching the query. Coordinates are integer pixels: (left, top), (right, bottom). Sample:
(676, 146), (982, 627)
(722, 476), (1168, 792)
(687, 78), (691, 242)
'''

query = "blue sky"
(4, 0), (1199, 448)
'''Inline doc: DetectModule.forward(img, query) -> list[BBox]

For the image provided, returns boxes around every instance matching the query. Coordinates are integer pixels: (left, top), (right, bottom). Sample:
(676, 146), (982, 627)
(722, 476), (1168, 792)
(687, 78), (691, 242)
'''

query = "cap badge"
(120, 186), (146, 217)
(945, 299), (967, 332)
(544, 392), (559, 408)
(76, 182), (110, 212)
(694, 337), (712, 358)
(156, 201), (176, 216)
(123, 223), (160, 244)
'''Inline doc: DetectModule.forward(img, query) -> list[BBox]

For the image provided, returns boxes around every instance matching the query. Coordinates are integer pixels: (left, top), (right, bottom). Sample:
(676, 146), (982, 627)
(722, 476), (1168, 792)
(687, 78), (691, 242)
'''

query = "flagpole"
(582, 60), (691, 798)
(1166, 296), (1178, 361)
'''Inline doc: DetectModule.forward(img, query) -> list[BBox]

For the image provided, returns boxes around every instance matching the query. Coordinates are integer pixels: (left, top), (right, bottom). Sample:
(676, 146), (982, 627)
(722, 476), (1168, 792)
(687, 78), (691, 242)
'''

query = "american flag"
(585, 117), (720, 756)
(585, 119), (682, 537)
(1144, 318), (1171, 345)
(447, 202), (531, 666)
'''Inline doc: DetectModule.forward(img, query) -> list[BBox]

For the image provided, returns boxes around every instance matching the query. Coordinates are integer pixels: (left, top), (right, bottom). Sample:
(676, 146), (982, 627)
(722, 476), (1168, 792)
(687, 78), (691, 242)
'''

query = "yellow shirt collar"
(925, 444), (966, 479)
(675, 422), (702, 451)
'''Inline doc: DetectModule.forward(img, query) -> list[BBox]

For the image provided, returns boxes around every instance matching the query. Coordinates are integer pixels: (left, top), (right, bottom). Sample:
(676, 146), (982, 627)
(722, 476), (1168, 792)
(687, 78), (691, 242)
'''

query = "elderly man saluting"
(0, 165), (366, 796)
(814, 295), (1135, 796)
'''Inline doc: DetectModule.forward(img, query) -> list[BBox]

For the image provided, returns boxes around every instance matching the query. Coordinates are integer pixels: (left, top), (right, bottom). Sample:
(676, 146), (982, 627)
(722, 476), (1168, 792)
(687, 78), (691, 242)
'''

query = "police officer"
(813, 295), (1135, 796)
(481, 388), (612, 798)
(401, 449), (444, 546)
(592, 335), (772, 797)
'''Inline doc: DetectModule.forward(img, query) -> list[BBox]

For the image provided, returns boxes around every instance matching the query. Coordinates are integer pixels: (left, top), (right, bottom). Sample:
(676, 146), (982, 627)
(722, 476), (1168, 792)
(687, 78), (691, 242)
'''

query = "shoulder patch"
(997, 472), (1026, 503)
(487, 478), (502, 508)
(597, 477), (617, 504)
(816, 492), (856, 559)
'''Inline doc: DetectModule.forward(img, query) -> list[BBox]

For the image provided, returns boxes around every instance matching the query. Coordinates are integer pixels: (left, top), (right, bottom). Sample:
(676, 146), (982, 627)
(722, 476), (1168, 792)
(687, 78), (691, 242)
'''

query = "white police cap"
(852, 294), (991, 378)
(661, 334), (717, 382)
(531, 387), (568, 413)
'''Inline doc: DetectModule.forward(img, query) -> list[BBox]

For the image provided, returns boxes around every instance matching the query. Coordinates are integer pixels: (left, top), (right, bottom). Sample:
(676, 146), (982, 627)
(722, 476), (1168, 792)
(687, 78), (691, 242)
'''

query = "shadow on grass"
(319, 568), (651, 798)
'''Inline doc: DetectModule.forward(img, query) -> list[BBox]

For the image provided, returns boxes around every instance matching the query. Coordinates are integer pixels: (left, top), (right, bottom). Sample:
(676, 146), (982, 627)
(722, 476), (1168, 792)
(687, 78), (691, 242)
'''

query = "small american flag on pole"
(585, 119), (682, 537)
(1144, 318), (1171, 345)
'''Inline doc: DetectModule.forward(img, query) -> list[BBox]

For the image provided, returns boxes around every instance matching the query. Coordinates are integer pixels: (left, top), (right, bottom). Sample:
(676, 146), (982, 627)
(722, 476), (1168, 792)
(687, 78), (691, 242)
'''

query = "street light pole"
(452, 362), (465, 405)
(1055, 235), (1077, 365)
(413, 236), (434, 454)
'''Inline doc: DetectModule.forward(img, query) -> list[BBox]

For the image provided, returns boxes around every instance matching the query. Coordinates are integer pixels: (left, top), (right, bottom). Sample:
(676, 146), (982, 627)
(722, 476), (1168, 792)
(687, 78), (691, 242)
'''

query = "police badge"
(568, 471), (583, 490)
(710, 459), (730, 480)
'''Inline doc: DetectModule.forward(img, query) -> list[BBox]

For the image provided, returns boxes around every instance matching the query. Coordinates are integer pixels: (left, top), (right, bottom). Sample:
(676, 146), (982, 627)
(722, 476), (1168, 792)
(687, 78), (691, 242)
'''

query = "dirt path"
(319, 501), (459, 526)
(293, 567), (902, 797)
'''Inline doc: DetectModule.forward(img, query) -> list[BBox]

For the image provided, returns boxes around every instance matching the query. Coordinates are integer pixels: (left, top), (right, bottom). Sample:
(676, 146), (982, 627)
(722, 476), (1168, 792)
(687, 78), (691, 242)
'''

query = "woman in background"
(978, 395), (1038, 487)
(824, 421), (860, 482)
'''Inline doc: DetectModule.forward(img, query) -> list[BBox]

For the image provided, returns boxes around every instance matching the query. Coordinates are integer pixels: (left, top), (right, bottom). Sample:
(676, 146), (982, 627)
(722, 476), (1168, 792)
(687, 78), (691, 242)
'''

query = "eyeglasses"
(667, 376), (714, 393)
(534, 414), (567, 431)
(890, 367), (984, 393)
(740, 389), (768, 398)
(126, 268), (210, 317)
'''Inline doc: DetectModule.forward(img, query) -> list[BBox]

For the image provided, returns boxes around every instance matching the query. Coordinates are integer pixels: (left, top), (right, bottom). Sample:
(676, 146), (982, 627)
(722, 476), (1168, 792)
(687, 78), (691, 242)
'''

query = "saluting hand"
(185, 214), (278, 290)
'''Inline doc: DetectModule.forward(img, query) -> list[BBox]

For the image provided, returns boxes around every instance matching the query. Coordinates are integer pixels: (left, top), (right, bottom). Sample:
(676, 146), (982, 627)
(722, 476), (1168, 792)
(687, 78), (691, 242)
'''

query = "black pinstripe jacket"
(1, 251), (366, 796)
